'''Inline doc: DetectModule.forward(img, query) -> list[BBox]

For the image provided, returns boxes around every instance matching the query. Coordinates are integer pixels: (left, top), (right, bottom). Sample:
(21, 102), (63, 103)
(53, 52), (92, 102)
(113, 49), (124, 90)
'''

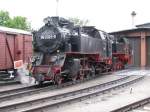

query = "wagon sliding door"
(4, 34), (15, 70)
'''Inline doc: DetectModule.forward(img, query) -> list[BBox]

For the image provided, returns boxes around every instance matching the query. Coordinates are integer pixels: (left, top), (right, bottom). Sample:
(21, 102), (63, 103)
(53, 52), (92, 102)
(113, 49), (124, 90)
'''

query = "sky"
(0, 0), (150, 32)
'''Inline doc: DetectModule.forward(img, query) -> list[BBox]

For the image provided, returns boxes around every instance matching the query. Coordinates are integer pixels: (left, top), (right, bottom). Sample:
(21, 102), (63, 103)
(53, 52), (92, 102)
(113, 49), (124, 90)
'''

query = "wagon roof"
(0, 26), (32, 35)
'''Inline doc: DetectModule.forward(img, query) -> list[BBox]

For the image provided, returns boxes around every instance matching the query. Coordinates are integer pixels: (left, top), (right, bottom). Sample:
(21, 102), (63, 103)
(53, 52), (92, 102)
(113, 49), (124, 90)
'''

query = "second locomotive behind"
(31, 16), (131, 85)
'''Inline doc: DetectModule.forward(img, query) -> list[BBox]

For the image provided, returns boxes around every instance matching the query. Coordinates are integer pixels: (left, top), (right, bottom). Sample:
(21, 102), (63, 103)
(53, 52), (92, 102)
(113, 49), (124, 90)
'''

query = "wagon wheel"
(54, 74), (63, 85)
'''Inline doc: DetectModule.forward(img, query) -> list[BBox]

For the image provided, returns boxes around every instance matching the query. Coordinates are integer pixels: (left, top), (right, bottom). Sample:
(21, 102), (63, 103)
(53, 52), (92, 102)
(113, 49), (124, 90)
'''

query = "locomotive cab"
(112, 37), (131, 69)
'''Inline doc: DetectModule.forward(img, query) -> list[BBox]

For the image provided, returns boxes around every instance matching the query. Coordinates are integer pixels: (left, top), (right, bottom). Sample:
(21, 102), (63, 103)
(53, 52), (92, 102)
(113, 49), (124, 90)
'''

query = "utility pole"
(131, 11), (136, 28)
(56, 0), (59, 16)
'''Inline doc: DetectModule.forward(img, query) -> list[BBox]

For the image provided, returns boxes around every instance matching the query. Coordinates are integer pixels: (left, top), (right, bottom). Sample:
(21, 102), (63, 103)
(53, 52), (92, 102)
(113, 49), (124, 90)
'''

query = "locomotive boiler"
(31, 16), (131, 85)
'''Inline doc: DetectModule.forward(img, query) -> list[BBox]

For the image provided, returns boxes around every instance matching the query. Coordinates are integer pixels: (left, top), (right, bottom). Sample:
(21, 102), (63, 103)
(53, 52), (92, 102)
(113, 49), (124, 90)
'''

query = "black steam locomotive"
(31, 16), (131, 85)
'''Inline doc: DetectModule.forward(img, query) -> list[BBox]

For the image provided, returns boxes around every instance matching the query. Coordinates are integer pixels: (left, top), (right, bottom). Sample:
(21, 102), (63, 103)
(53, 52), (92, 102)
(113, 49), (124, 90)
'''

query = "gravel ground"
(47, 69), (150, 112)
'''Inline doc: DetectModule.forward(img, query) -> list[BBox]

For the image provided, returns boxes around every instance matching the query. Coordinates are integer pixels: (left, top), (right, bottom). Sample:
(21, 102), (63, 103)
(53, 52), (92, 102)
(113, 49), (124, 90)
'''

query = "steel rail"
(0, 84), (37, 97)
(0, 71), (115, 97)
(0, 71), (113, 97)
(111, 96), (150, 112)
(0, 76), (144, 112)
(23, 76), (144, 112)
(0, 81), (20, 86)
(0, 75), (129, 102)
(0, 69), (132, 95)
(22, 76), (144, 112)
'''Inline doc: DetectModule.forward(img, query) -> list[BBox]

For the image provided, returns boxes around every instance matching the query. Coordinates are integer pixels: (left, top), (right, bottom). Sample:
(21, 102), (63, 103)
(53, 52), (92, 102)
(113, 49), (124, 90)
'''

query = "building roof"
(109, 27), (150, 34)
(0, 26), (32, 35)
(136, 23), (150, 28)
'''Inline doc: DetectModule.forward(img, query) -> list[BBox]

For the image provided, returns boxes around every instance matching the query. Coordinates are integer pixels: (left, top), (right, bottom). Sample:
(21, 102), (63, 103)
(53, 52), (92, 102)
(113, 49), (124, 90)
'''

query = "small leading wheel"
(54, 74), (63, 85)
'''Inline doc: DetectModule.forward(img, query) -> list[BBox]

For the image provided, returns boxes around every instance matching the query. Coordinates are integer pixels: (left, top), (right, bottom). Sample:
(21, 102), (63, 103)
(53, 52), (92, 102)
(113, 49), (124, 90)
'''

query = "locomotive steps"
(0, 75), (144, 112)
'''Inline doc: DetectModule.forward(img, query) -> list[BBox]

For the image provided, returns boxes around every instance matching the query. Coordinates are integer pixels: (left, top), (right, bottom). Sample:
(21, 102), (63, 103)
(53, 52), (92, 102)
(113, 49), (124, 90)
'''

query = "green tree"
(0, 10), (31, 30)
(7, 16), (31, 30)
(68, 17), (89, 26)
(0, 11), (10, 26)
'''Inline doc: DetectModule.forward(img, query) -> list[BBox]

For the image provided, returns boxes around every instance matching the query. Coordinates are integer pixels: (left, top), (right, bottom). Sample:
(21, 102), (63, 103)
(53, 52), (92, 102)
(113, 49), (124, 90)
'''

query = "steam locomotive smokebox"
(33, 25), (62, 53)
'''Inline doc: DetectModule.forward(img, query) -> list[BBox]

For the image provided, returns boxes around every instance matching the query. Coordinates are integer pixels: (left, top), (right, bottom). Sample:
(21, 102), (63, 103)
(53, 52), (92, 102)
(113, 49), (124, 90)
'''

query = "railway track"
(0, 75), (144, 112)
(111, 96), (150, 112)
(0, 84), (38, 97)
(0, 69), (133, 93)
(0, 69), (133, 90)
(0, 73), (128, 102)
(0, 80), (20, 86)
(0, 70), (128, 100)
(0, 69), (131, 87)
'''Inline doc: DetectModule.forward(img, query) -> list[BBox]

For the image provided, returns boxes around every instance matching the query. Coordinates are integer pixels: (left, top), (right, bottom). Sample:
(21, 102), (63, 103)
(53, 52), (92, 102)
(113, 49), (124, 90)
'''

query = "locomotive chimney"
(56, 0), (59, 16)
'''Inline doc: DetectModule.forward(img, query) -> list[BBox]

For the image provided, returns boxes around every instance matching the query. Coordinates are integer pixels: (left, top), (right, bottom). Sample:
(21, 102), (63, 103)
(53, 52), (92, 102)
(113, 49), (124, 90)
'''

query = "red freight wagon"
(0, 26), (32, 76)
